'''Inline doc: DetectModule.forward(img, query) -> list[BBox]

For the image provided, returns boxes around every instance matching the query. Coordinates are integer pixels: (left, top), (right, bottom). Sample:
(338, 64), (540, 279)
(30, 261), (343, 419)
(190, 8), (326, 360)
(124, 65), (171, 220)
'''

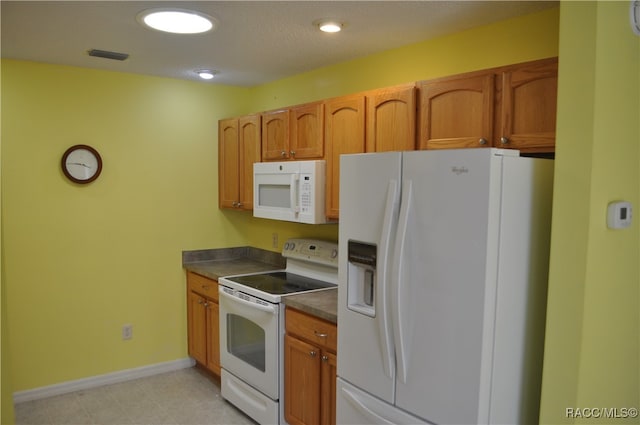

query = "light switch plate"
(607, 201), (633, 229)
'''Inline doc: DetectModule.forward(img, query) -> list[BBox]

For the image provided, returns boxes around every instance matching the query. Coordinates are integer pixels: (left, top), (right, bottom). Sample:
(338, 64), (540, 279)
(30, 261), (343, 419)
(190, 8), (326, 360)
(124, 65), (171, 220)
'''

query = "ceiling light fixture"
(316, 20), (343, 33)
(137, 8), (216, 34)
(196, 70), (217, 80)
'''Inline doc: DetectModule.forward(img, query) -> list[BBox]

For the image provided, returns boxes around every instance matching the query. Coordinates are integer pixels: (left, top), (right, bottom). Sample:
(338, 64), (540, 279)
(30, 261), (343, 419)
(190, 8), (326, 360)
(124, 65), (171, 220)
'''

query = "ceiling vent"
(88, 49), (129, 61)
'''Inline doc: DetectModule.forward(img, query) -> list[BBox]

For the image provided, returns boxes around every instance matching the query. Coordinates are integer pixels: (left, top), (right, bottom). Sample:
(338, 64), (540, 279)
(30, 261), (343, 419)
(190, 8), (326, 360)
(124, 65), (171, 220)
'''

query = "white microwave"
(253, 160), (328, 224)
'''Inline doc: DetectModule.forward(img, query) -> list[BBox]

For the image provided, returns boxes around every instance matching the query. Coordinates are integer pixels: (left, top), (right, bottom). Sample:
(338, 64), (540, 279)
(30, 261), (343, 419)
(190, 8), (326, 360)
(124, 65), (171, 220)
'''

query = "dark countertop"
(182, 246), (286, 280)
(183, 246), (338, 323)
(283, 288), (338, 324)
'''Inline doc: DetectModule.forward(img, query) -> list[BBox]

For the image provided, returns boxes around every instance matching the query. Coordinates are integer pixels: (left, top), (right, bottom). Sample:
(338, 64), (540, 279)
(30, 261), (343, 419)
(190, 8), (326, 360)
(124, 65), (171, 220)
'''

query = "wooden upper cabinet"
(218, 115), (260, 210)
(417, 57), (558, 153)
(262, 102), (324, 161)
(218, 118), (240, 209)
(498, 58), (558, 152)
(290, 102), (324, 160)
(418, 73), (495, 150)
(324, 95), (366, 220)
(366, 84), (417, 152)
(238, 115), (261, 209)
(262, 109), (290, 160)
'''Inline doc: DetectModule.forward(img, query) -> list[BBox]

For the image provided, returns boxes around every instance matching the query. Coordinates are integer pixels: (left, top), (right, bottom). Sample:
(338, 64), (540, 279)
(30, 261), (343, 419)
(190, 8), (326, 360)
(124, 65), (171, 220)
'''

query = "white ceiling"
(1, 1), (557, 87)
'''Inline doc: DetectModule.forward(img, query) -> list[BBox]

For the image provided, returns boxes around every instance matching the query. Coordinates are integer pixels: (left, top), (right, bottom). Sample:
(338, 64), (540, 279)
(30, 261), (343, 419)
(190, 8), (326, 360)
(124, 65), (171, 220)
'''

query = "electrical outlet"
(122, 324), (133, 340)
(272, 233), (278, 249)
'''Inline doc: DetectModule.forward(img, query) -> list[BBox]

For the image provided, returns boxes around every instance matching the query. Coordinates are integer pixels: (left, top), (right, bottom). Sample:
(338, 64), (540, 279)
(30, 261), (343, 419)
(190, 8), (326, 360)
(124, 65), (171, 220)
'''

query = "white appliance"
(253, 160), (328, 224)
(218, 239), (338, 425)
(337, 148), (554, 425)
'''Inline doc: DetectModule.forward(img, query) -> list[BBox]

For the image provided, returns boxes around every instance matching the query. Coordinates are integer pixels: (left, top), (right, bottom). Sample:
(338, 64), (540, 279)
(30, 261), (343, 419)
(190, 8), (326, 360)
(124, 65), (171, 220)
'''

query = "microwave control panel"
(299, 174), (312, 213)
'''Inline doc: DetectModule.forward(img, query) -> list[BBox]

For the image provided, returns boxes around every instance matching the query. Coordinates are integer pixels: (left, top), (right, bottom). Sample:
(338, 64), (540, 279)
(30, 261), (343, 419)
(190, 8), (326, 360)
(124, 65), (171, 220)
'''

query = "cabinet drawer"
(187, 271), (218, 302)
(286, 308), (337, 352)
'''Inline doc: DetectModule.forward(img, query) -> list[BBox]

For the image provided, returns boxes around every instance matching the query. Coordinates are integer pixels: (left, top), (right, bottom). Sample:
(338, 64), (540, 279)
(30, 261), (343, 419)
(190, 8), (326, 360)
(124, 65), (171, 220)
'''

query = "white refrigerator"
(337, 148), (554, 425)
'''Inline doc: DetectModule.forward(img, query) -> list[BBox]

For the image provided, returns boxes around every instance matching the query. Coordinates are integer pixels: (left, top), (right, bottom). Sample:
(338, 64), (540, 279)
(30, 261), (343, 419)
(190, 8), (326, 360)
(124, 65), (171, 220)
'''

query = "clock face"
(61, 145), (102, 183)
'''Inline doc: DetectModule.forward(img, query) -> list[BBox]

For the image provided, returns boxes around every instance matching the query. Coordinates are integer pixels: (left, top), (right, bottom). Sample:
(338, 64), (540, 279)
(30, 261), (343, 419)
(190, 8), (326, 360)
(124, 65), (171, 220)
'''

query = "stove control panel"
(282, 238), (338, 268)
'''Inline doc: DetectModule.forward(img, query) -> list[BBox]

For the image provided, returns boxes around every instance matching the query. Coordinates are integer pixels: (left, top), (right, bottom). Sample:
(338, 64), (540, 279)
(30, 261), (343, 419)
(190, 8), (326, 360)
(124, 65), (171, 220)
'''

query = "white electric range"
(218, 239), (338, 424)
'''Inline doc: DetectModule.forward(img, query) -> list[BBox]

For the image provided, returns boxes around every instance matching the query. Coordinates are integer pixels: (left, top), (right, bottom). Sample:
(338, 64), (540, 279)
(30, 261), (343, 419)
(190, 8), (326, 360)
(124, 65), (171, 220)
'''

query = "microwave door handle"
(290, 173), (300, 215)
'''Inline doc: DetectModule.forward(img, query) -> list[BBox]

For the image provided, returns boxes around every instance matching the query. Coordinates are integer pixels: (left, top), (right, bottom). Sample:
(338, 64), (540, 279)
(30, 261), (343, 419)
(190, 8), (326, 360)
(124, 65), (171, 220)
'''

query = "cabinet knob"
(236, 202), (243, 208)
(198, 299), (204, 305)
(310, 351), (317, 357)
(321, 355), (329, 362)
(500, 137), (509, 145)
(290, 150), (296, 158)
(232, 201), (238, 207)
(281, 150), (287, 157)
(478, 138), (488, 145)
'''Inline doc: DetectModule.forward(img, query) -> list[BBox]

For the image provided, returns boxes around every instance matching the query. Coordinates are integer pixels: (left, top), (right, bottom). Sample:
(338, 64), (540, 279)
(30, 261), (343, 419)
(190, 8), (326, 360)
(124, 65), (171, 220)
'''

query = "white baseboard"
(13, 357), (196, 404)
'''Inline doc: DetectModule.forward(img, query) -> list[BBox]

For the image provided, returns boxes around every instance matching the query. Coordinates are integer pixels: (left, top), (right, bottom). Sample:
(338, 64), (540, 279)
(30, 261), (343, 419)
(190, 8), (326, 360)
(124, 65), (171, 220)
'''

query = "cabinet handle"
(310, 351), (317, 357)
(281, 150), (287, 157)
(322, 355), (329, 362)
(478, 138), (488, 145)
(500, 137), (509, 145)
(314, 331), (328, 338)
(290, 150), (296, 158)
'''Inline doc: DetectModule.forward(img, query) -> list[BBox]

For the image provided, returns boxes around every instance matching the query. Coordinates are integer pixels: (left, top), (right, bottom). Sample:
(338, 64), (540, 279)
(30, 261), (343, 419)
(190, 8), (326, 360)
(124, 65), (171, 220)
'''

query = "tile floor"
(14, 367), (256, 425)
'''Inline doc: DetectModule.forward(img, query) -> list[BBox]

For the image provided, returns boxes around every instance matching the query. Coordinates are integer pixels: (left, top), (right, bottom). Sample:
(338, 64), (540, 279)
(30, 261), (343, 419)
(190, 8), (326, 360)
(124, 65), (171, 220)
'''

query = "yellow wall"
(1, 57), (16, 425)
(540, 2), (640, 423)
(246, 7), (559, 110)
(1, 61), (254, 390)
(1, 7), (559, 396)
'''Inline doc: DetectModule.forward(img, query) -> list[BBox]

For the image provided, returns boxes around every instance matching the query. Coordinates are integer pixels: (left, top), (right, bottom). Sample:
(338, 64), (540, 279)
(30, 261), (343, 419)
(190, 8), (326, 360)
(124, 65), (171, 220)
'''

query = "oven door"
(219, 285), (280, 399)
(253, 162), (299, 223)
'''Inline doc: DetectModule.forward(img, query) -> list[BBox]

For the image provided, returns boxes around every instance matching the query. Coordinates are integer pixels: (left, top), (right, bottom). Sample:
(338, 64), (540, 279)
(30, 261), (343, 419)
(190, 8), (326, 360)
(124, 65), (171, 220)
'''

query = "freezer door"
(338, 152), (401, 404)
(337, 378), (430, 425)
(392, 149), (506, 424)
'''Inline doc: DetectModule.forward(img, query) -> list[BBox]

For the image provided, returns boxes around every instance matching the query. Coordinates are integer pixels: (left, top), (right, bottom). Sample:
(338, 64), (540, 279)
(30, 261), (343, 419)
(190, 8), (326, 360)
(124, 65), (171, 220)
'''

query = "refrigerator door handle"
(341, 387), (396, 425)
(392, 179), (412, 384)
(377, 179), (399, 379)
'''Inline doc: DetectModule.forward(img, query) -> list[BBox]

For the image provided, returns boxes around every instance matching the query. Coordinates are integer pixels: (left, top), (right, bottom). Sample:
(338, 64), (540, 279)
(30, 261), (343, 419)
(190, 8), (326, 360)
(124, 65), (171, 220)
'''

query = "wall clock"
(61, 144), (103, 184)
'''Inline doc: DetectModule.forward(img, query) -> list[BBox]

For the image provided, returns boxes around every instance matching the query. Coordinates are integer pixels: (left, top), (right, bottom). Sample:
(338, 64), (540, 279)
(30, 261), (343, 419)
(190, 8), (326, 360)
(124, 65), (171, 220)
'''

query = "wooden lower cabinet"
(186, 271), (220, 376)
(284, 308), (337, 425)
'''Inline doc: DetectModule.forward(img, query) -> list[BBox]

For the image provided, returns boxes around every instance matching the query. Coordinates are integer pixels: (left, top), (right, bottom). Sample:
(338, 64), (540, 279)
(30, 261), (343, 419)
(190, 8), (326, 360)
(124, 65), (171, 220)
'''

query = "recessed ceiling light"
(196, 70), (217, 80)
(137, 8), (217, 34)
(316, 20), (343, 33)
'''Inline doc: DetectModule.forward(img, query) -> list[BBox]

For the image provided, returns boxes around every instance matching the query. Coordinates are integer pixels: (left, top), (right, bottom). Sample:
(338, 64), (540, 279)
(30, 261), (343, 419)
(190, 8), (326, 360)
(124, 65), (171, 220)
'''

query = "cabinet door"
(320, 351), (337, 425)
(218, 119), (239, 209)
(418, 73), (495, 150)
(290, 102), (324, 159)
(285, 334), (321, 425)
(324, 95), (366, 219)
(262, 109), (290, 161)
(238, 115), (261, 210)
(187, 291), (207, 366)
(499, 58), (558, 152)
(366, 84), (416, 152)
(206, 300), (221, 375)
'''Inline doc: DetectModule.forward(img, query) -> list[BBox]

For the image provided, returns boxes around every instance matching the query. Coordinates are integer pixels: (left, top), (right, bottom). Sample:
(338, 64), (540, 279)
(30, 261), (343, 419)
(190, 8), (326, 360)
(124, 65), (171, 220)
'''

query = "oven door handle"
(219, 287), (277, 314)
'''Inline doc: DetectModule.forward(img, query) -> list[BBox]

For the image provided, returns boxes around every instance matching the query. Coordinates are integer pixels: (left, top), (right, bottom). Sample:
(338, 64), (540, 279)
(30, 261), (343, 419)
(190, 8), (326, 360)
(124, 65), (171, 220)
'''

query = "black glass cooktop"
(229, 272), (335, 295)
